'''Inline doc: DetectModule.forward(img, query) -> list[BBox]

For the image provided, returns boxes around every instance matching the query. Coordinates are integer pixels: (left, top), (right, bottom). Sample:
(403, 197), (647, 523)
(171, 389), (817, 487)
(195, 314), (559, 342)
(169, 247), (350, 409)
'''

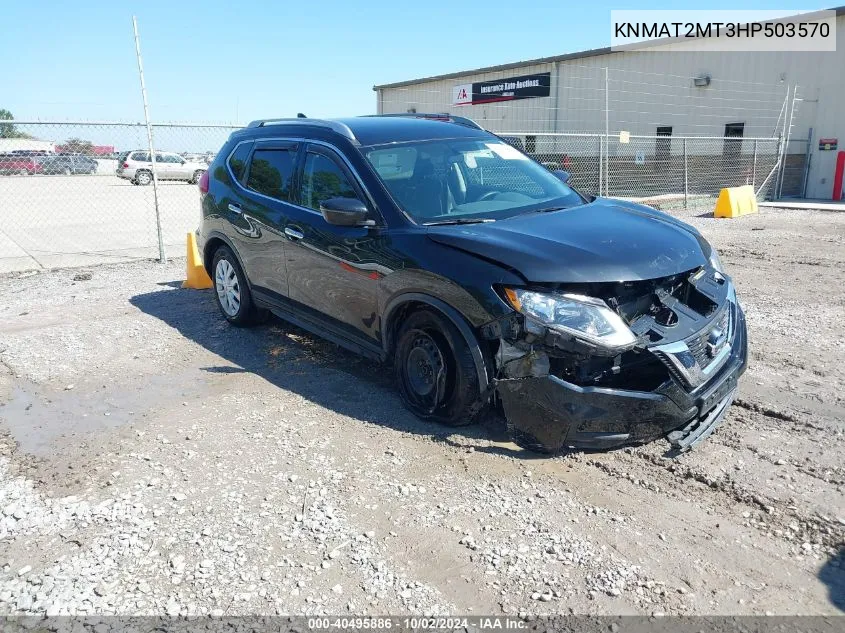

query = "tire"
(63, 167), (71, 176)
(393, 308), (486, 426)
(211, 245), (268, 327)
(192, 170), (205, 184)
(135, 170), (152, 186)
(17, 169), (27, 176)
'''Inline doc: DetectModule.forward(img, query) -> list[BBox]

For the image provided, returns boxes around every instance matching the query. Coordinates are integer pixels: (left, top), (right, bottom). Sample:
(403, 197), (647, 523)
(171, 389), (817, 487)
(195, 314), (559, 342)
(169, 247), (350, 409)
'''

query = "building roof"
(373, 6), (845, 90)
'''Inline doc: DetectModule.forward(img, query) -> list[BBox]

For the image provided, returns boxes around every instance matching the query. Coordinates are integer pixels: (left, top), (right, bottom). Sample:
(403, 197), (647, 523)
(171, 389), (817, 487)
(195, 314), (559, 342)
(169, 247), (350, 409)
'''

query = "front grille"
(685, 305), (730, 369)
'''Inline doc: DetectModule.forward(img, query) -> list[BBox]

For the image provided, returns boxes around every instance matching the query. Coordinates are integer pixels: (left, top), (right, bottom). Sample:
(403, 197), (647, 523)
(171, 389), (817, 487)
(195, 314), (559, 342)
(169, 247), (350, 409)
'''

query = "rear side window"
(227, 143), (252, 182)
(246, 148), (296, 202)
(131, 152), (149, 161)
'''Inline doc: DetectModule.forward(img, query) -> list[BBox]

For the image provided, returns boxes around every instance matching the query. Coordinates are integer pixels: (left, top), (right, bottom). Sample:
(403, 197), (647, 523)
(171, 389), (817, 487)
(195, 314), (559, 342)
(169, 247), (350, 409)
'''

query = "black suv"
(197, 115), (747, 453)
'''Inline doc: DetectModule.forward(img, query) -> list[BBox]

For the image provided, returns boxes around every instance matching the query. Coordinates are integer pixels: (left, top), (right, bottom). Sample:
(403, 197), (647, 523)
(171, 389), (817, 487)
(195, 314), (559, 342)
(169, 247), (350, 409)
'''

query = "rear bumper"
(497, 302), (748, 452)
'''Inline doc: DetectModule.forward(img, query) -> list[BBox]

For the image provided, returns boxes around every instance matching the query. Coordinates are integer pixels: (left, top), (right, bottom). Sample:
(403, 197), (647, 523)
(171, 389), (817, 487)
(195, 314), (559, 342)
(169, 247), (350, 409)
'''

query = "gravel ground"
(0, 205), (843, 617)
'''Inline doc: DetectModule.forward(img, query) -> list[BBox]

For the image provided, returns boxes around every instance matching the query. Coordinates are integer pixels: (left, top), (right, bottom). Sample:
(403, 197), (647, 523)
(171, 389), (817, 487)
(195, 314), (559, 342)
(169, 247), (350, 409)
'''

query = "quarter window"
(227, 143), (252, 182)
(246, 148), (296, 202)
(300, 152), (358, 211)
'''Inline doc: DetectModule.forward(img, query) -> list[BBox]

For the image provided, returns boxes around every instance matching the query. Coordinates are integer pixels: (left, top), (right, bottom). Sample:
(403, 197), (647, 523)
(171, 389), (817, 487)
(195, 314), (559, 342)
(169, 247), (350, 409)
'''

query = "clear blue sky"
(0, 0), (827, 124)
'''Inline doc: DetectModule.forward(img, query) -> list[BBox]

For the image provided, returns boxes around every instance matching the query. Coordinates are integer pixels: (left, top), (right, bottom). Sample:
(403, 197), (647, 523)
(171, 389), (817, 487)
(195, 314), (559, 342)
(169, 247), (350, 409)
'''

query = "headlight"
(503, 288), (637, 350)
(708, 247), (724, 273)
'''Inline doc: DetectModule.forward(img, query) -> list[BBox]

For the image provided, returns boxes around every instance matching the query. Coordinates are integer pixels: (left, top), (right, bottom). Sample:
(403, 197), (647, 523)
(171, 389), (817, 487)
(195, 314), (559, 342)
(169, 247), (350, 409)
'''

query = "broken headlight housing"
(504, 288), (637, 350)
(708, 246), (724, 273)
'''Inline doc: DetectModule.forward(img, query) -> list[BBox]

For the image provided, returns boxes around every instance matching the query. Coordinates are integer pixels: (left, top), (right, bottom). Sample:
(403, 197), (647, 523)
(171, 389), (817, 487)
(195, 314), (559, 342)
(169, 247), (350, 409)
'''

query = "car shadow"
(819, 545), (845, 613)
(129, 285), (520, 453)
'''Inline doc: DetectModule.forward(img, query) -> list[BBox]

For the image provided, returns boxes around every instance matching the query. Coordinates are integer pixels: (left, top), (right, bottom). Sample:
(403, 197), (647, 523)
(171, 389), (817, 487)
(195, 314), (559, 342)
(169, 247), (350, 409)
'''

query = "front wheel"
(211, 245), (268, 327)
(394, 309), (487, 426)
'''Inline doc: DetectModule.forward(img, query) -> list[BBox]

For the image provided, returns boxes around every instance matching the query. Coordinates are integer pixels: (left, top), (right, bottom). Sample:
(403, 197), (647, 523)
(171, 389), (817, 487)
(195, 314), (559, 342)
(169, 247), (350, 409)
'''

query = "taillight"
(198, 170), (209, 194)
(122, 162), (129, 168)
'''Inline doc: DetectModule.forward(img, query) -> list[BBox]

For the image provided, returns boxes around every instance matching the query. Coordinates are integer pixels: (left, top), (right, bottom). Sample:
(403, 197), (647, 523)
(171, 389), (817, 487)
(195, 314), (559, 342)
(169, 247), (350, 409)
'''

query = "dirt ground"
(0, 205), (843, 617)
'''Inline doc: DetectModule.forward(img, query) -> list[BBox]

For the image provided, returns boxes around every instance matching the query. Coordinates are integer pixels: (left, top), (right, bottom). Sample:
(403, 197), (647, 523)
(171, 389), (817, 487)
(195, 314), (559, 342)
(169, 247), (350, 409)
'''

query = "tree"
(0, 109), (26, 139)
(61, 138), (95, 155)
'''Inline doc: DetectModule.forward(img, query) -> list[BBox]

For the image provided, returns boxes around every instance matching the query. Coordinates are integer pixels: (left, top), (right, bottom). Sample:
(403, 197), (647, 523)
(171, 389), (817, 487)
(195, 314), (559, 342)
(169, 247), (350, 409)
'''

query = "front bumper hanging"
(496, 299), (748, 453)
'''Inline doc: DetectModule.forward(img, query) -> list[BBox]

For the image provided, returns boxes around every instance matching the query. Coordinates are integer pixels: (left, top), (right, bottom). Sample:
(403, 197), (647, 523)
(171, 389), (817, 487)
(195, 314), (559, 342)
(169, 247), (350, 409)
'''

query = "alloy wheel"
(215, 259), (241, 317)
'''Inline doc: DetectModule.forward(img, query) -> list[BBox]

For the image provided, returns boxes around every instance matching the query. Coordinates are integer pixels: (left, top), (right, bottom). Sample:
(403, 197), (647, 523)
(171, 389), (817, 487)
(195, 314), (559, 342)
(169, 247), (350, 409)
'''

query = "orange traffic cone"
(182, 232), (213, 289)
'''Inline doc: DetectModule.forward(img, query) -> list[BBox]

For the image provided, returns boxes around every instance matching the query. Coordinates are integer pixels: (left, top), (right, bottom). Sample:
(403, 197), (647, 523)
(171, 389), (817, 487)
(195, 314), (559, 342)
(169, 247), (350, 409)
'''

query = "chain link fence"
(500, 133), (788, 209)
(0, 122), (240, 272)
(0, 120), (807, 273)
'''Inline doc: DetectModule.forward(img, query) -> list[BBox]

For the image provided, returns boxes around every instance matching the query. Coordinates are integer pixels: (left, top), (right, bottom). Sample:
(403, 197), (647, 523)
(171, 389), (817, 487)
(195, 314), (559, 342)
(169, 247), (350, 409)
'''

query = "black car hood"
(425, 199), (709, 283)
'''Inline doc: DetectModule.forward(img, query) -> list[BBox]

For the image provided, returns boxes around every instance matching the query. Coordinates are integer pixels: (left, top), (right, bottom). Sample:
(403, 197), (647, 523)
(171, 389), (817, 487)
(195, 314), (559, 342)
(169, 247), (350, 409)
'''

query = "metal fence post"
(683, 138), (688, 209)
(132, 16), (166, 264)
(801, 129), (813, 199)
(777, 84), (799, 198)
(598, 136), (603, 197)
(752, 140), (758, 189)
(603, 67), (609, 196)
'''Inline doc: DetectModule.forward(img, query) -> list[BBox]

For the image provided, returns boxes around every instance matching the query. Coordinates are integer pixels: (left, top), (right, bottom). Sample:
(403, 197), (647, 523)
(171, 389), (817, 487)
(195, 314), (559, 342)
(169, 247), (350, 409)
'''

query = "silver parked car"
(116, 150), (206, 185)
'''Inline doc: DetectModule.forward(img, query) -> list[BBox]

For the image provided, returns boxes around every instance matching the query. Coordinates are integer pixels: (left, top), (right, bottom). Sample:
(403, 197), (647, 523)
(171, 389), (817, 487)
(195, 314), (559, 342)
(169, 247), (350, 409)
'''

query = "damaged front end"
(481, 266), (748, 453)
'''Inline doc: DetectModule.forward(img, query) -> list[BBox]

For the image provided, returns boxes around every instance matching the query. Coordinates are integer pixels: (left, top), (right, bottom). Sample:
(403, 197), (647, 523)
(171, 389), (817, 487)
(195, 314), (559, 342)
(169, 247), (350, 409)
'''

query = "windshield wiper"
(531, 206), (568, 214)
(423, 218), (496, 226)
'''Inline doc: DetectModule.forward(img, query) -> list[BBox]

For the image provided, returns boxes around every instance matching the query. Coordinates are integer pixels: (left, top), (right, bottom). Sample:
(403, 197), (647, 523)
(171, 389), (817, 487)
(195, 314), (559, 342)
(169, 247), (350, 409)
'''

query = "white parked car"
(116, 150), (206, 185)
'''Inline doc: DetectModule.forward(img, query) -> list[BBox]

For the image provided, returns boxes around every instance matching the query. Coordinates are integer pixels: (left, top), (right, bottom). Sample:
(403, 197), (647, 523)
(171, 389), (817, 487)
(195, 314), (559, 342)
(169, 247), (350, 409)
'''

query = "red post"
(833, 150), (845, 201)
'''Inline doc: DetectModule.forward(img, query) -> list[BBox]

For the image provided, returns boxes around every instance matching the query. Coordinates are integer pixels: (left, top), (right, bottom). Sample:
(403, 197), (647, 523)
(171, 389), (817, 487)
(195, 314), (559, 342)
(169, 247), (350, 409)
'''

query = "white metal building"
(374, 8), (845, 199)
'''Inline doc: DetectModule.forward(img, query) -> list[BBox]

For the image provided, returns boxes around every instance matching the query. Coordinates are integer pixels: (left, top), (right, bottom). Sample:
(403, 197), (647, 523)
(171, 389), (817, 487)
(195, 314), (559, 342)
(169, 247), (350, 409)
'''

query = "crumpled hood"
(426, 199), (709, 283)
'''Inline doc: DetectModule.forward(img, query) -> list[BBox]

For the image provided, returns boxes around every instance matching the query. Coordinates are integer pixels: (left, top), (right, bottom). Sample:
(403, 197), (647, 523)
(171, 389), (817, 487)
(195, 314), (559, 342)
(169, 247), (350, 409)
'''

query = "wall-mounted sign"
(453, 72), (551, 106)
(619, 131), (630, 144)
(635, 151), (646, 165)
(819, 138), (838, 151)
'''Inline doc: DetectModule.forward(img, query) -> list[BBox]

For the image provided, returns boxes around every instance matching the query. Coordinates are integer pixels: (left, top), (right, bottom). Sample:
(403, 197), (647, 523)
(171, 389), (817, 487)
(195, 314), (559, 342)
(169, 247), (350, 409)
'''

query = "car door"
(283, 143), (382, 343)
(154, 153), (176, 180)
(170, 153), (191, 179)
(226, 139), (299, 300)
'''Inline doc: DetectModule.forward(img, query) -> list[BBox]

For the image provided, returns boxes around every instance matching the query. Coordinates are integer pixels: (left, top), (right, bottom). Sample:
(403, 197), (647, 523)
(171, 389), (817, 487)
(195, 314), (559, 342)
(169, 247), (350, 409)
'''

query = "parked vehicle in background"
(183, 153), (209, 164)
(36, 154), (98, 175)
(0, 153), (44, 175)
(115, 150), (206, 185)
(196, 114), (747, 454)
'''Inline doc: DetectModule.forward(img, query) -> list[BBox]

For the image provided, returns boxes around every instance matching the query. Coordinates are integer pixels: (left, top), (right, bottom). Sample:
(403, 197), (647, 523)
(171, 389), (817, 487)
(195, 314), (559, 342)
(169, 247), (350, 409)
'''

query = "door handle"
(284, 227), (304, 240)
(228, 203), (242, 215)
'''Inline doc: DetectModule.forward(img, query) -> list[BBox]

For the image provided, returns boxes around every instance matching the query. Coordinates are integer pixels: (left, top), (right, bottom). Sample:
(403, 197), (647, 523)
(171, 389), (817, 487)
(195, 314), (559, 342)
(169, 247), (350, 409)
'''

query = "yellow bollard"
(182, 232), (213, 289)
(714, 185), (759, 218)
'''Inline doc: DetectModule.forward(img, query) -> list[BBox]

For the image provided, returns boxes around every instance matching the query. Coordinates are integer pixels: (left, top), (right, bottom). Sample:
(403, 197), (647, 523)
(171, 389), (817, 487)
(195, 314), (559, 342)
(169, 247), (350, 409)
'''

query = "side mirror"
(319, 197), (373, 227)
(553, 169), (571, 184)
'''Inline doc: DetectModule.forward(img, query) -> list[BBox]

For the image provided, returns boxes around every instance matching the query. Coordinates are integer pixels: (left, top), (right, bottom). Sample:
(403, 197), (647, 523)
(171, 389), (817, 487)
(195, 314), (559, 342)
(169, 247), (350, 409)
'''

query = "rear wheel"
(211, 245), (268, 327)
(192, 169), (205, 184)
(394, 309), (486, 426)
(135, 170), (152, 186)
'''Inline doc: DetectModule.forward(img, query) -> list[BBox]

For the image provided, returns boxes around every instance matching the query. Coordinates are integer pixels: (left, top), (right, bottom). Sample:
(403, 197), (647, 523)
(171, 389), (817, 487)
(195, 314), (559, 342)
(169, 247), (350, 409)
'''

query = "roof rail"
(245, 118), (358, 143)
(364, 113), (484, 131)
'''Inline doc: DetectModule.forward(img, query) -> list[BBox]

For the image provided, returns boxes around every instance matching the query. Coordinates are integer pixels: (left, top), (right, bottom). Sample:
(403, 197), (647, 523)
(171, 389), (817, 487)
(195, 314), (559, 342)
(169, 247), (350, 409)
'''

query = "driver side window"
(300, 151), (357, 212)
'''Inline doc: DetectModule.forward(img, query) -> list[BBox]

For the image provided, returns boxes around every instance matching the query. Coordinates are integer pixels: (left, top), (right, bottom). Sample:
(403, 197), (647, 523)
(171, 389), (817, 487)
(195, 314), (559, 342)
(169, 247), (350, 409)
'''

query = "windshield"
(363, 138), (584, 223)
